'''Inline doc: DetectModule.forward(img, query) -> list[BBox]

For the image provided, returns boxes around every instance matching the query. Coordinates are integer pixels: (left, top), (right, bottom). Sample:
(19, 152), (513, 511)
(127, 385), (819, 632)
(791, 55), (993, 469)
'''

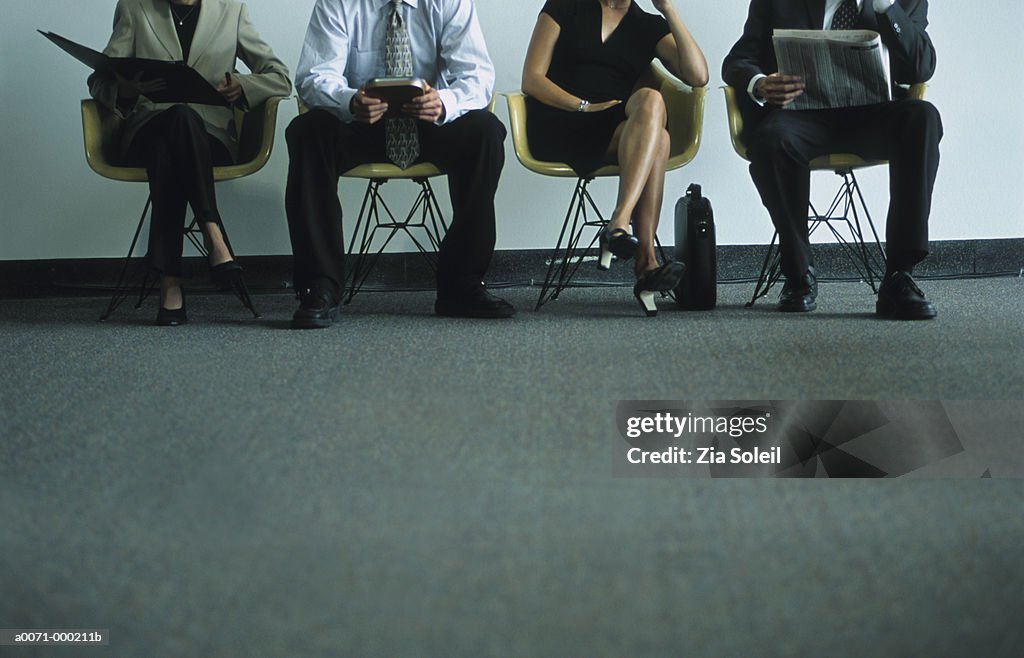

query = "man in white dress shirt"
(286, 0), (514, 328)
(723, 0), (942, 320)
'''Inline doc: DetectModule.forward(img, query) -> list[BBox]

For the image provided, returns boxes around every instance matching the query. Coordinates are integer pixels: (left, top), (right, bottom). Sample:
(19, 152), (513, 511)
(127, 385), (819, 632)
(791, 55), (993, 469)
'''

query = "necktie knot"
(831, 0), (859, 30)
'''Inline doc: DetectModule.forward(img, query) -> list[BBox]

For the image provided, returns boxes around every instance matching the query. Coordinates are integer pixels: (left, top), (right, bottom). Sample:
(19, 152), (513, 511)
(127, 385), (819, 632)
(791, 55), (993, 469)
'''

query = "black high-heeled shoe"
(632, 261), (685, 317)
(210, 260), (243, 291)
(156, 289), (187, 326)
(598, 227), (639, 270)
(210, 260), (261, 319)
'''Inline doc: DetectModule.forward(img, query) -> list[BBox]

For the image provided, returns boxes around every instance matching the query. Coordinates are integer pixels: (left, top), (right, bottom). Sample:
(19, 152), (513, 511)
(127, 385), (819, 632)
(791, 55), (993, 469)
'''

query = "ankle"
(160, 278), (183, 310)
(607, 214), (631, 233)
(203, 221), (234, 266)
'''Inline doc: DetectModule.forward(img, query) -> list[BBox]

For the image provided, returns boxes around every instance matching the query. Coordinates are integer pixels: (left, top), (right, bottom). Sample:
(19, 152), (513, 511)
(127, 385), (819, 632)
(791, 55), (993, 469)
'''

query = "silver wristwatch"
(577, 99), (590, 113)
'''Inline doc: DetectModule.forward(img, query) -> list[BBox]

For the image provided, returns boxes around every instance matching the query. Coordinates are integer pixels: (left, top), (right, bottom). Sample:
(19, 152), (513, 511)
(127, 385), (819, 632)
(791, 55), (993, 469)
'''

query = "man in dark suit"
(724, 0), (942, 319)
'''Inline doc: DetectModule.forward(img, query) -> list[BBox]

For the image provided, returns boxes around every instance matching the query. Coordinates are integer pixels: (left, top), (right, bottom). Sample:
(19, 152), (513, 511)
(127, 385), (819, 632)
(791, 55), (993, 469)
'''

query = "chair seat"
(809, 153), (886, 171)
(726, 137), (885, 172)
(85, 162), (274, 184)
(81, 97), (284, 184)
(516, 157), (620, 179)
(341, 162), (443, 179)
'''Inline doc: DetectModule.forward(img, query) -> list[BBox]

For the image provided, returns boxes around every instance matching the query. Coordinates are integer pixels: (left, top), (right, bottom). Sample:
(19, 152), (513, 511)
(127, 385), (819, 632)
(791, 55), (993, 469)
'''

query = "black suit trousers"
(745, 99), (942, 279)
(284, 109), (507, 297)
(126, 105), (233, 277)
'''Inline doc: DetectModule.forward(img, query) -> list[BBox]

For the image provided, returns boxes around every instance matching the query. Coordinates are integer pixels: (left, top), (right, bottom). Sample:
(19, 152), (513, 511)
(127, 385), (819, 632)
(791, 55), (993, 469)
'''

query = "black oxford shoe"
(876, 271), (936, 320)
(435, 285), (516, 319)
(778, 267), (818, 313)
(291, 284), (340, 329)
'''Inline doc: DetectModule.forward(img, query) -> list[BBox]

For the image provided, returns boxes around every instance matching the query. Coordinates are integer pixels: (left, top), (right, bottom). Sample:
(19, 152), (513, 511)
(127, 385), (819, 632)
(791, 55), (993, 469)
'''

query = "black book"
(40, 30), (228, 107)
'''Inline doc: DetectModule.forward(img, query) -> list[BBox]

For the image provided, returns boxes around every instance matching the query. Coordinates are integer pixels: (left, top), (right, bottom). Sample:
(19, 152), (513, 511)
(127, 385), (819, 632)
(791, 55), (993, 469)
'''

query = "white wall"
(3, 1), (1022, 261)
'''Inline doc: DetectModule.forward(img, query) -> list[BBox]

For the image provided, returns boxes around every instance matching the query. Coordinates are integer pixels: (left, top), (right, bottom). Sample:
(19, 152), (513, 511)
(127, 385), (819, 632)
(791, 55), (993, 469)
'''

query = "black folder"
(41, 30), (229, 107)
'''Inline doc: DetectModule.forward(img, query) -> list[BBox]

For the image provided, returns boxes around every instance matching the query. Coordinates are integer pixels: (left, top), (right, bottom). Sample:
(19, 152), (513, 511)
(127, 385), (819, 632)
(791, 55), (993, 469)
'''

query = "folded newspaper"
(773, 29), (891, 111)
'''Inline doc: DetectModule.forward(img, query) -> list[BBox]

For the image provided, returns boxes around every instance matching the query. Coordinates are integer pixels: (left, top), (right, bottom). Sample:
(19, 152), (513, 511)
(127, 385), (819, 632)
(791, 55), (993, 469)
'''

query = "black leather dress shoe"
(435, 285), (516, 319)
(778, 267), (818, 313)
(876, 271), (936, 320)
(291, 284), (340, 329)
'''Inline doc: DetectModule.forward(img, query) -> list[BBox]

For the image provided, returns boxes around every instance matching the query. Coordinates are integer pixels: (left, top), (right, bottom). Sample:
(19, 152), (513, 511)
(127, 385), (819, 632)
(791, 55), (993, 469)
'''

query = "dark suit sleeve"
(722, 0), (774, 93)
(875, 0), (936, 84)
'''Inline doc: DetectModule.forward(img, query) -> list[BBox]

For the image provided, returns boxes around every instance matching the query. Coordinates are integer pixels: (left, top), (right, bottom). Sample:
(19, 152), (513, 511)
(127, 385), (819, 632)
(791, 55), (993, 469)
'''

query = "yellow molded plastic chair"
(297, 99), (496, 303)
(83, 96), (285, 320)
(723, 84), (927, 306)
(506, 66), (706, 310)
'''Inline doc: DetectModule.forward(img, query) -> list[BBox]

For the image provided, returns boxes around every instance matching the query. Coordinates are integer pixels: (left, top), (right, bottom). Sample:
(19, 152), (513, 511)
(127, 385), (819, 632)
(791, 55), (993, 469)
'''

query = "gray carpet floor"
(1, 279), (1022, 656)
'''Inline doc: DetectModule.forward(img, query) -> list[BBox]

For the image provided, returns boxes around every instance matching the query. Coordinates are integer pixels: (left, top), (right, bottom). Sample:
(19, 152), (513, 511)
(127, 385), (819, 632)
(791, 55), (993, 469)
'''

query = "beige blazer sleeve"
(233, 3), (291, 110)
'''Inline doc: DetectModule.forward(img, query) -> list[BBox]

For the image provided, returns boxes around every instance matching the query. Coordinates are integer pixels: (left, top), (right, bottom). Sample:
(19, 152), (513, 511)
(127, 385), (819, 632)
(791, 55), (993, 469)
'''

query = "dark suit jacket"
(722, 0), (936, 132)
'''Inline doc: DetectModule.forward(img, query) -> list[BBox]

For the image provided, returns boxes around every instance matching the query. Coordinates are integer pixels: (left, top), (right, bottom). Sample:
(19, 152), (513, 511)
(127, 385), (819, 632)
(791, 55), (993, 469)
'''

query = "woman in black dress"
(522, 0), (708, 315)
(89, 0), (291, 325)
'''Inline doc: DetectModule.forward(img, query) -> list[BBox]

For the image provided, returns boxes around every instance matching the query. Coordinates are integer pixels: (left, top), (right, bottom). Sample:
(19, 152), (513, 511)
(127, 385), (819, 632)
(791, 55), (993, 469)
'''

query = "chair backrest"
(506, 64), (707, 178)
(723, 83), (929, 164)
(81, 97), (285, 183)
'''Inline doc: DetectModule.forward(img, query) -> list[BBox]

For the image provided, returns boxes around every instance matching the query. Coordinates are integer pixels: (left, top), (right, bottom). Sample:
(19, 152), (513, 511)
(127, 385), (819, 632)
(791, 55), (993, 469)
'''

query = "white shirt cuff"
(436, 89), (458, 125)
(747, 73), (768, 106)
(336, 89), (357, 123)
(873, 0), (895, 13)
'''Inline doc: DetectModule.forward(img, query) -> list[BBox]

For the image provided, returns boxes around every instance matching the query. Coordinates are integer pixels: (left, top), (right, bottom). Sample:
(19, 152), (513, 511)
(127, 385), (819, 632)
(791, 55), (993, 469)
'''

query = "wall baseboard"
(1, 238), (1020, 299)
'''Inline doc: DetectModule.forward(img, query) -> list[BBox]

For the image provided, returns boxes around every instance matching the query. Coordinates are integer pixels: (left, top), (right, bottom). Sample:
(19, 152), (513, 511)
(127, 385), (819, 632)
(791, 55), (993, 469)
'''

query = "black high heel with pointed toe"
(210, 260), (261, 319)
(598, 227), (640, 270)
(210, 260), (243, 290)
(156, 289), (187, 326)
(632, 261), (685, 318)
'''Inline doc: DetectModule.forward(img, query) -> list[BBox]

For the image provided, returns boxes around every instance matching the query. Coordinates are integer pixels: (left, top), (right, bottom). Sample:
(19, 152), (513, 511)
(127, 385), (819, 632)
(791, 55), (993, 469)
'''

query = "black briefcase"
(673, 183), (717, 310)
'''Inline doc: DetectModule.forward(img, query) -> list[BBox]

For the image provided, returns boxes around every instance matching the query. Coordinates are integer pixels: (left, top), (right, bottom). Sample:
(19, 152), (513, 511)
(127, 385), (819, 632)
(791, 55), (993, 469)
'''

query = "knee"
(286, 109), (336, 148)
(902, 99), (943, 140)
(163, 104), (204, 131)
(747, 120), (800, 161)
(463, 110), (507, 147)
(629, 88), (666, 125)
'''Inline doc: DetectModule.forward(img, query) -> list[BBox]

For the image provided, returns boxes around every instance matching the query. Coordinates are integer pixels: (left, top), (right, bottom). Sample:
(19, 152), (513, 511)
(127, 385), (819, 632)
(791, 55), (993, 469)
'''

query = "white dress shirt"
(295, 0), (495, 125)
(748, 0), (896, 103)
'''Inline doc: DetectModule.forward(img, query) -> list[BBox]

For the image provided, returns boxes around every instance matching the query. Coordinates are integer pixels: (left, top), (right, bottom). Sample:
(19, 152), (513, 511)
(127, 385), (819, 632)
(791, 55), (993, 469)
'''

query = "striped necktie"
(830, 0), (859, 30)
(384, 0), (419, 169)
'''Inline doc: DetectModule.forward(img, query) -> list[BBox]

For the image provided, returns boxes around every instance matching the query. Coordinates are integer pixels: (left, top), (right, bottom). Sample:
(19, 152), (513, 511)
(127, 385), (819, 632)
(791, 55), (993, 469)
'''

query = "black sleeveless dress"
(526, 0), (670, 175)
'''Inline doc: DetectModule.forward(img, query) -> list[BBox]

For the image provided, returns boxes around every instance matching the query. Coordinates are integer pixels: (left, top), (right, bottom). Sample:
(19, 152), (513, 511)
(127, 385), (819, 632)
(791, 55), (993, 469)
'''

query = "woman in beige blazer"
(90, 0), (291, 325)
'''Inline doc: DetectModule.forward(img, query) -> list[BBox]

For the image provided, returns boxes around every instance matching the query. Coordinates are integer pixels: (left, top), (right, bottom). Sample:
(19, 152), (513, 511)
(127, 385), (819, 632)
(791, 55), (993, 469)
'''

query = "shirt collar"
(375, 0), (417, 9)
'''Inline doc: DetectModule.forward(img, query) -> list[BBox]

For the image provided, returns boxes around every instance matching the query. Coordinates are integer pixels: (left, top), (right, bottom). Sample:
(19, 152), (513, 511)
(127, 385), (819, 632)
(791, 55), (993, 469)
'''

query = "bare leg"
(202, 221), (234, 267)
(160, 276), (183, 310)
(630, 128), (671, 276)
(605, 88), (668, 234)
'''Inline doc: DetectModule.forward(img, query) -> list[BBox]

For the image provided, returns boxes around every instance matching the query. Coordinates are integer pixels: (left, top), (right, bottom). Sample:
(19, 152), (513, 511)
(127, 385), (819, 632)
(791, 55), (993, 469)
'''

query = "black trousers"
(284, 109), (506, 297)
(126, 105), (233, 277)
(745, 99), (943, 279)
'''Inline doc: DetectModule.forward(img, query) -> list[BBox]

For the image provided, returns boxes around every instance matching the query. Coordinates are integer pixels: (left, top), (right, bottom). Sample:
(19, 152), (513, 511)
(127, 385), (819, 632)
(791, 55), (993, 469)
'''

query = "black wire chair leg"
(99, 196), (152, 321)
(344, 180), (381, 304)
(535, 179), (586, 310)
(746, 231), (781, 307)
